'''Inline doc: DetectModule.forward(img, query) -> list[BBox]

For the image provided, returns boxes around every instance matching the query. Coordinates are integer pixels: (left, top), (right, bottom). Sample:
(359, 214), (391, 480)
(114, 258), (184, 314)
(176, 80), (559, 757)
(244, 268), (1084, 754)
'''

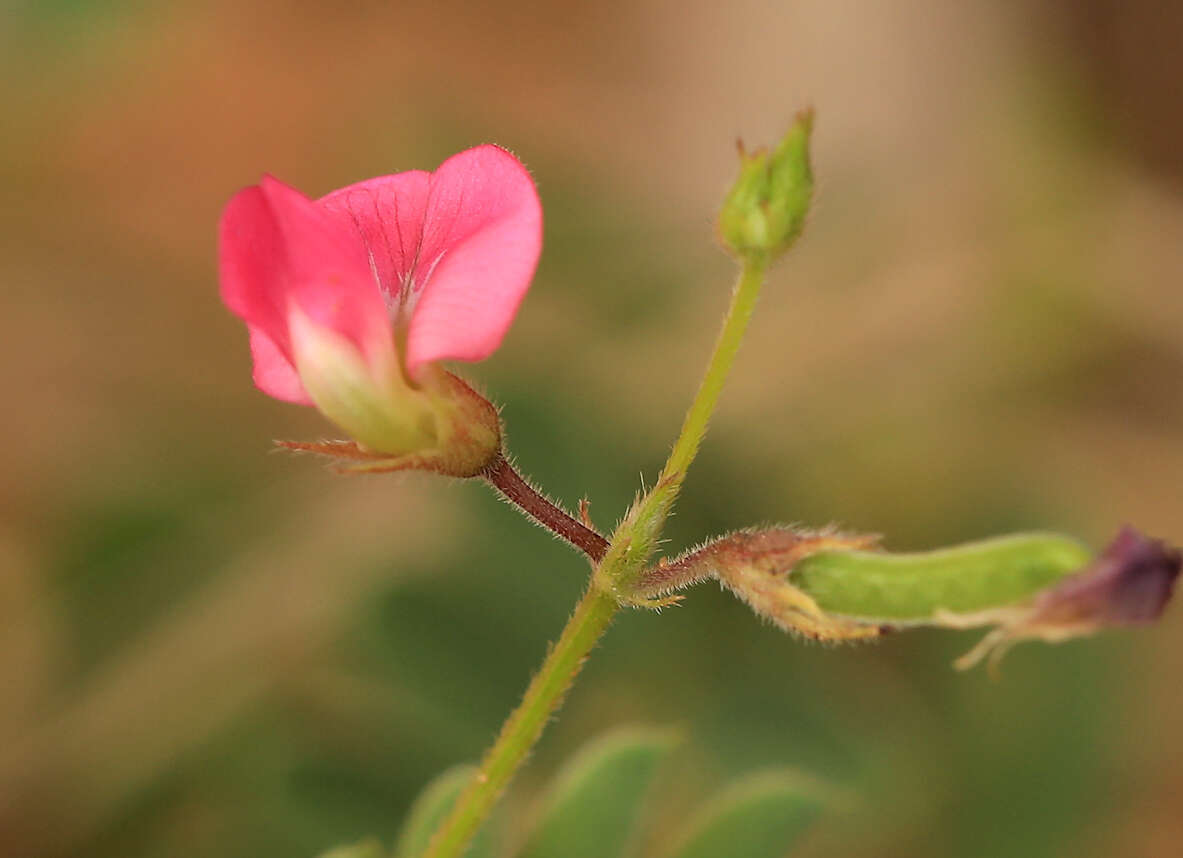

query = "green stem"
(661, 252), (769, 486)
(421, 586), (618, 858)
(421, 252), (771, 858)
(596, 252), (771, 595)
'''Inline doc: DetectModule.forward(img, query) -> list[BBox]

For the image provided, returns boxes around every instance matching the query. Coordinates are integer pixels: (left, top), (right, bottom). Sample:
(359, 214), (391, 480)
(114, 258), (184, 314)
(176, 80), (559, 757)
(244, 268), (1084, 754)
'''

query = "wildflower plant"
(219, 114), (1180, 858)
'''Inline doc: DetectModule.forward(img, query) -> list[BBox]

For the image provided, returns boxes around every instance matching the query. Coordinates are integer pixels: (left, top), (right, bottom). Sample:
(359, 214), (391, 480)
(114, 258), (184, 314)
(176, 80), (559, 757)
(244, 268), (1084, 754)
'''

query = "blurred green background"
(2, 1), (1182, 856)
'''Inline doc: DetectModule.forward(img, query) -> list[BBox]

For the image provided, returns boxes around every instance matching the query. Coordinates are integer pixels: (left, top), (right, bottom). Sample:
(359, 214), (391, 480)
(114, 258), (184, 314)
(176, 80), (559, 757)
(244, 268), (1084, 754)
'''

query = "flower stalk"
(480, 455), (609, 563)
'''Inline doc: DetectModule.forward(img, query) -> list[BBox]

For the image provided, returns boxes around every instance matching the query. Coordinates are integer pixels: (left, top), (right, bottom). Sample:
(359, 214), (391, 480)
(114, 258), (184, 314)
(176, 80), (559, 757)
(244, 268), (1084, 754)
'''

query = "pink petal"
(248, 326), (313, 404)
(218, 177), (393, 400)
(220, 185), (289, 353)
(407, 145), (542, 374)
(318, 170), (431, 307)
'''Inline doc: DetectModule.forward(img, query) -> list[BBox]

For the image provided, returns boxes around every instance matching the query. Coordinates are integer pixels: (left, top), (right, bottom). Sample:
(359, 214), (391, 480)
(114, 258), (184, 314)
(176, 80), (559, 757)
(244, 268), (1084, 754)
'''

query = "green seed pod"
(632, 526), (1180, 670)
(792, 533), (1092, 622)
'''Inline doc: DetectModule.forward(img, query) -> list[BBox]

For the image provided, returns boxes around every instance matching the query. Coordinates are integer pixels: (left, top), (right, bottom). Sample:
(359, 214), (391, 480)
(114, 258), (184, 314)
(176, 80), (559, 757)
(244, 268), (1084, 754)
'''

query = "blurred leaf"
(50, 475), (251, 678)
(516, 727), (679, 858)
(662, 771), (824, 858)
(394, 765), (495, 858)
(318, 838), (387, 858)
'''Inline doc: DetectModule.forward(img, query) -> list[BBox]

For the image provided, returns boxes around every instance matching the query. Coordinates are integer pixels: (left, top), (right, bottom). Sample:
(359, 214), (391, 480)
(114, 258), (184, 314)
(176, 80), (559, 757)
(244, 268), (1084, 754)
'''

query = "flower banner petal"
(318, 170), (432, 308)
(405, 145), (542, 374)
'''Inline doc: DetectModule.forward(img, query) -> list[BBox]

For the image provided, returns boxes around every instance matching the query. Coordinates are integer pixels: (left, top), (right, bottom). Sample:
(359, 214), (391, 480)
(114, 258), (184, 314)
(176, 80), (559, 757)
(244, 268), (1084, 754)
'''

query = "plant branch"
(424, 253), (773, 858)
(595, 252), (771, 597)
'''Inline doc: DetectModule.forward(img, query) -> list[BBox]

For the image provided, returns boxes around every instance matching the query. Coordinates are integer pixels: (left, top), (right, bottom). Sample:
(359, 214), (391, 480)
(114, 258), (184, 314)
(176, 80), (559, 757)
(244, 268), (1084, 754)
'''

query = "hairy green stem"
(596, 252), (771, 596)
(661, 252), (769, 486)
(420, 586), (618, 858)
(422, 252), (771, 858)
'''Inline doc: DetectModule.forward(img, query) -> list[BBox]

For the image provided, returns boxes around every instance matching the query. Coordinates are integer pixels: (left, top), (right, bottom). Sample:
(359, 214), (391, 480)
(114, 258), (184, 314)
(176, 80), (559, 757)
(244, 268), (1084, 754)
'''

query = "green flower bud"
(718, 109), (815, 261)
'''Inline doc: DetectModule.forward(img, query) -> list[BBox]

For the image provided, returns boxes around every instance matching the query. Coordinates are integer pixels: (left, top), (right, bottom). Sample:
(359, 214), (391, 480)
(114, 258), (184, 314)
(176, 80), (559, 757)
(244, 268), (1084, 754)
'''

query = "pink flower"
(219, 145), (541, 468)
